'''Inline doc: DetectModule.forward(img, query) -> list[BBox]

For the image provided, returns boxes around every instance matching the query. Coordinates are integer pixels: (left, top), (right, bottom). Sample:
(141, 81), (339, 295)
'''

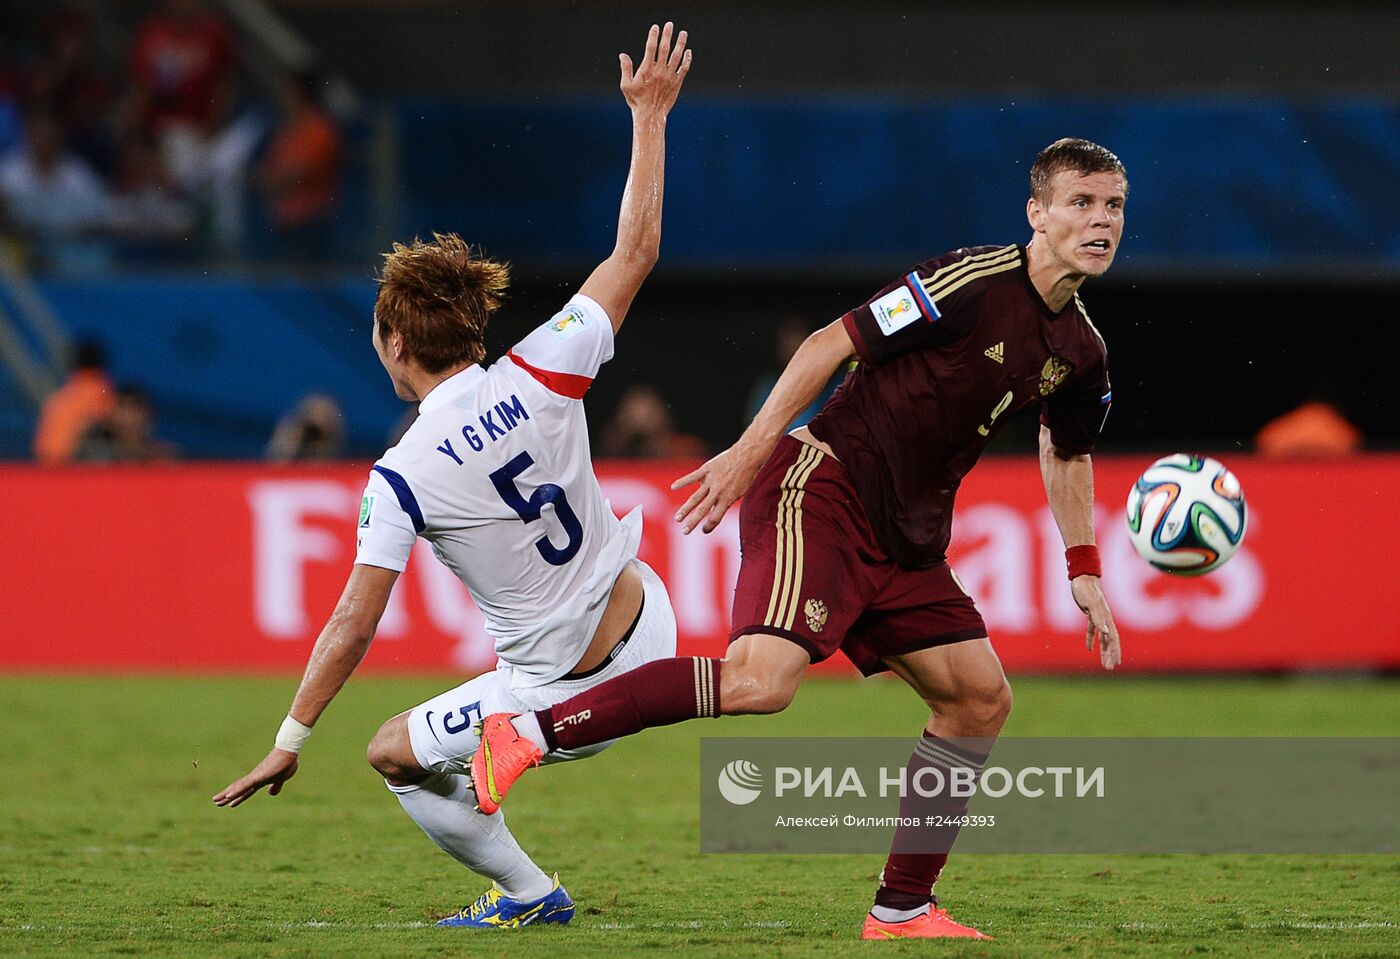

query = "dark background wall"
(382, 97), (1400, 278)
(275, 1), (1400, 97)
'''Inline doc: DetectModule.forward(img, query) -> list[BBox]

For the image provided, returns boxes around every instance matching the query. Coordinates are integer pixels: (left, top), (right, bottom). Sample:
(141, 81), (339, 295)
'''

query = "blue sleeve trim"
(907, 271), (942, 321)
(372, 465), (426, 534)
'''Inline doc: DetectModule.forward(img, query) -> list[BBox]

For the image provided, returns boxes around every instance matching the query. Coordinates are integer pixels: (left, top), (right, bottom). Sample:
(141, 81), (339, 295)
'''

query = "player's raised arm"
(212, 564), (398, 807)
(673, 317), (856, 534)
(1038, 425), (1121, 670)
(578, 22), (691, 332)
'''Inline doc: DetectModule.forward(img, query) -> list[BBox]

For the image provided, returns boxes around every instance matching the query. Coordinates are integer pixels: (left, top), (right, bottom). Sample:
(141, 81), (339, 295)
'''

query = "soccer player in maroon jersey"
(473, 138), (1126, 940)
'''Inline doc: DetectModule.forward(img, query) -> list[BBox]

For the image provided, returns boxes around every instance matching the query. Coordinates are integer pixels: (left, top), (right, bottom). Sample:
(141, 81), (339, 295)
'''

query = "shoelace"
(464, 887), (502, 920)
(929, 908), (974, 927)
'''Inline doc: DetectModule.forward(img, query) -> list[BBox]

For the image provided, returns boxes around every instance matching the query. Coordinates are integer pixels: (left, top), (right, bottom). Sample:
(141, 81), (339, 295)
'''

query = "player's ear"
(1026, 196), (1046, 233)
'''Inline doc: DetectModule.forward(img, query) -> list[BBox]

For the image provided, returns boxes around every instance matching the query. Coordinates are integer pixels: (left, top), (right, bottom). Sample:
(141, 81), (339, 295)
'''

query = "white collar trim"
(416, 364), (484, 414)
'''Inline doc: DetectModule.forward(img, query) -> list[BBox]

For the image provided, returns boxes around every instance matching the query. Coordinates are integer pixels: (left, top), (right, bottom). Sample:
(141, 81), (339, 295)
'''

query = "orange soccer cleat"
(861, 907), (993, 940)
(470, 713), (542, 815)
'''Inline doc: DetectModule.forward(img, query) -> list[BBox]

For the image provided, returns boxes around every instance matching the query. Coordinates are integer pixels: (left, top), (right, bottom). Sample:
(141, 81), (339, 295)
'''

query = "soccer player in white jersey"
(214, 23), (692, 928)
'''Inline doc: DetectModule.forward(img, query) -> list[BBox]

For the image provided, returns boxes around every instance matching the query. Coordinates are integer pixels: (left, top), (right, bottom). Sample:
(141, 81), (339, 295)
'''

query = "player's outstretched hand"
(620, 22), (691, 117)
(1071, 575), (1121, 670)
(672, 441), (765, 535)
(212, 748), (299, 809)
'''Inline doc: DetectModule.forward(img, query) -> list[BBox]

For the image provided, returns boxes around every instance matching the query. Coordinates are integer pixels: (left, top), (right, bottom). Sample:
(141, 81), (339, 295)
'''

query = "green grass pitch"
(2, 674), (1397, 957)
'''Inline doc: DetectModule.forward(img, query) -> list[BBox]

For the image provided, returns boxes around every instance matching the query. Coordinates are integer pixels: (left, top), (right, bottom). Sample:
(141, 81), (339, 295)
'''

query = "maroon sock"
(534, 656), (722, 752)
(873, 732), (990, 911)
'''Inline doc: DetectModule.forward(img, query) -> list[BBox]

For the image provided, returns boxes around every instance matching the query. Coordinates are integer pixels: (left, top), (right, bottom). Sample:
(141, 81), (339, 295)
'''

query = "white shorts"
(406, 561), (677, 773)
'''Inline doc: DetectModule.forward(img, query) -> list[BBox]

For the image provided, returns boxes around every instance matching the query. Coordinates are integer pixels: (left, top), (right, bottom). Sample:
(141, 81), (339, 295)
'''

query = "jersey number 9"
(489, 450), (584, 566)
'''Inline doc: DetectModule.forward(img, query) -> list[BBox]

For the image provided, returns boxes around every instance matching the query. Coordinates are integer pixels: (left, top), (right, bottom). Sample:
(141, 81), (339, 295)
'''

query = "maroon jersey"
(807, 244), (1111, 568)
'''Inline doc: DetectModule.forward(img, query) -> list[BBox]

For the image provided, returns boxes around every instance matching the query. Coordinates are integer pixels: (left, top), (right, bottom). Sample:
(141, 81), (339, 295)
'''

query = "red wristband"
(1066, 544), (1102, 580)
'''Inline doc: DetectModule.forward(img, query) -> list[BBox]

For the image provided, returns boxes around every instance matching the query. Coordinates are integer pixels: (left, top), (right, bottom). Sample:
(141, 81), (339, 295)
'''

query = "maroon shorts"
(729, 436), (987, 676)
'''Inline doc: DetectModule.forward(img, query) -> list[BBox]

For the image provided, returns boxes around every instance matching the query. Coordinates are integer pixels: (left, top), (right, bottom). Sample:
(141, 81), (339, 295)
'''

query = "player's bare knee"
(722, 663), (798, 715)
(720, 634), (808, 715)
(366, 718), (422, 781)
(964, 679), (1013, 733)
(988, 680), (1013, 725)
(933, 677), (1012, 736)
(365, 731), (396, 777)
(749, 678), (797, 715)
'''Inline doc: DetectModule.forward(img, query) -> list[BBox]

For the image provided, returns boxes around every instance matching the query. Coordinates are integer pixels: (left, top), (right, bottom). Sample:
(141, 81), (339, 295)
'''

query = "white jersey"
(355, 293), (641, 689)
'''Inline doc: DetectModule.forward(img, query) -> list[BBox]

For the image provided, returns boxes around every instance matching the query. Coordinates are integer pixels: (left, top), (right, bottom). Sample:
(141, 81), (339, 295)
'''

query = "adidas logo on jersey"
(985, 342), (1004, 364)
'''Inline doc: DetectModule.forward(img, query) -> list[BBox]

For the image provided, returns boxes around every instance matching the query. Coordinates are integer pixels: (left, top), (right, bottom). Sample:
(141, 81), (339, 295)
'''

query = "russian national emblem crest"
(1039, 356), (1074, 396)
(804, 598), (829, 633)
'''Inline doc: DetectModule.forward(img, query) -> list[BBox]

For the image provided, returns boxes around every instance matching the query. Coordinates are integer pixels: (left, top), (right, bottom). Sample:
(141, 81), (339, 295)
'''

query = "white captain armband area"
(504, 293), (615, 399)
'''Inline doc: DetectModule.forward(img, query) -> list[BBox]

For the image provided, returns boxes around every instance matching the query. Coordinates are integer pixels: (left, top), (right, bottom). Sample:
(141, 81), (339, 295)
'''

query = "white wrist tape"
(274, 715), (313, 754)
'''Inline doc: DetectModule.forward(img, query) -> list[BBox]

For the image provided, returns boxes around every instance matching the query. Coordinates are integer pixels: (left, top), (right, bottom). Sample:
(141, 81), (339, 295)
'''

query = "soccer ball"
(1126, 454), (1247, 576)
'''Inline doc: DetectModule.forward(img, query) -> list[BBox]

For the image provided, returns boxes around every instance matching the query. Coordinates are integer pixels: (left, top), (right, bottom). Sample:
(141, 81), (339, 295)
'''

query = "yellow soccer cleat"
(437, 875), (575, 928)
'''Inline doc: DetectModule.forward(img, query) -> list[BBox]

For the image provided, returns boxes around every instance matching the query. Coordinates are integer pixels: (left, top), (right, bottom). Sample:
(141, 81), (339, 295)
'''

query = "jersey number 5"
(489, 451), (584, 566)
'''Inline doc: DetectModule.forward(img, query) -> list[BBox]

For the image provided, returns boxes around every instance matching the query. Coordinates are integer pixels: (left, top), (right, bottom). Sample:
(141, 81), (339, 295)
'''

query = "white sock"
(871, 903), (931, 923)
(388, 772), (554, 902)
(510, 711), (549, 751)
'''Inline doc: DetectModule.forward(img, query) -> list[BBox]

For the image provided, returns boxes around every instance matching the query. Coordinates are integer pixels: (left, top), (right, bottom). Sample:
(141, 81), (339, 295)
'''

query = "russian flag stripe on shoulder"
(506, 350), (593, 399)
(906, 272), (942, 321)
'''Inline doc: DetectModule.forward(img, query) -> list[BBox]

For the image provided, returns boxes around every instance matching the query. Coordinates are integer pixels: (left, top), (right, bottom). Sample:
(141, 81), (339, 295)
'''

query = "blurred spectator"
(108, 132), (195, 255)
(267, 393), (345, 461)
(1255, 401), (1362, 458)
(159, 76), (266, 256)
(29, 11), (116, 176)
(258, 70), (342, 258)
(0, 109), (112, 271)
(599, 385), (706, 459)
(744, 316), (840, 429)
(129, 0), (236, 138)
(0, 56), (21, 157)
(33, 338), (113, 463)
(75, 384), (179, 462)
(129, 0), (252, 254)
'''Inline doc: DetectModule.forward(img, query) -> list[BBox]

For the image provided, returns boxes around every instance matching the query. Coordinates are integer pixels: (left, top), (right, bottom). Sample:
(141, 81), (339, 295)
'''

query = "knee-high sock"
(535, 657), (722, 752)
(873, 733), (990, 915)
(387, 772), (554, 902)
